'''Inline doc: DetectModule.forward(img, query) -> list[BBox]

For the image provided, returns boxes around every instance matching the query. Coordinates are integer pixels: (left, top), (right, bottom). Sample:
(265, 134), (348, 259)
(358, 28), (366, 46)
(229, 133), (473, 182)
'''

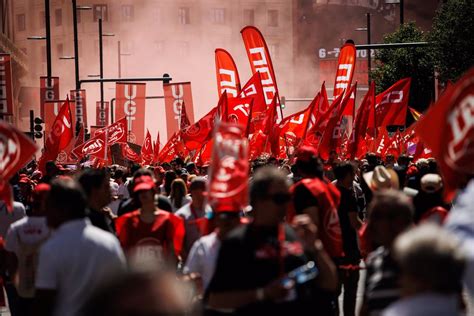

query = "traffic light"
(34, 117), (44, 139)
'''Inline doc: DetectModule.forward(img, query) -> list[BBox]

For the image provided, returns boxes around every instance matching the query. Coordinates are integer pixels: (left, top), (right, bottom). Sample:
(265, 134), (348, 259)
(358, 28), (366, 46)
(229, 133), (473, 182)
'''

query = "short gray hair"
(394, 224), (466, 294)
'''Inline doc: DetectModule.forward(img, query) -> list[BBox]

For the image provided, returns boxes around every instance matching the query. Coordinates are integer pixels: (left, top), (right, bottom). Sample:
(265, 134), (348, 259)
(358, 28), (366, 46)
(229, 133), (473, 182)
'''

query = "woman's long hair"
(169, 178), (187, 209)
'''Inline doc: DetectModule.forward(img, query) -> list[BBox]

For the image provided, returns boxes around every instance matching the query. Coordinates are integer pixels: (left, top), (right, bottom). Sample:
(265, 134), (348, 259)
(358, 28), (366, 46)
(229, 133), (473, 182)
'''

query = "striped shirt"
(364, 246), (401, 316)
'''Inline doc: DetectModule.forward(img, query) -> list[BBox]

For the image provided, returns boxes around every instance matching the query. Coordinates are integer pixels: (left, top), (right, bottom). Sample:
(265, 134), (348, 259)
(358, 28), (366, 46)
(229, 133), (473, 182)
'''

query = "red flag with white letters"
(215, 48), (241, 98)
(415, 68), (474, 200)
(368, 78), (411, 129)
(333, 42), (356, 99)
(72, 131), (108, 160)
(163, 82), (195, 139)
(94, 117), (128, 145)
(240, 72), (267, 133)
(121, 143), (141, 163)
(208, 123), (249, 212)
(115, 83), (146, 144)
(241, 26), (281, 121)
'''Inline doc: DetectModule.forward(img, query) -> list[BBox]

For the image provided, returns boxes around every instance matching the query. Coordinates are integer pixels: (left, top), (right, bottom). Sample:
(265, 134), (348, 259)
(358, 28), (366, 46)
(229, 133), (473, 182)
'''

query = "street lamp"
(355, 13), (371, 82)
(385, 0), (404, 25)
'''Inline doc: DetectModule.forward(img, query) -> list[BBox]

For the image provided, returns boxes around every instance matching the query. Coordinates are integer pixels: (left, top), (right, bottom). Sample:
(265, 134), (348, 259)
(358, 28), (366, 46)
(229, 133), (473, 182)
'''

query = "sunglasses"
(266, 192), (292, 204)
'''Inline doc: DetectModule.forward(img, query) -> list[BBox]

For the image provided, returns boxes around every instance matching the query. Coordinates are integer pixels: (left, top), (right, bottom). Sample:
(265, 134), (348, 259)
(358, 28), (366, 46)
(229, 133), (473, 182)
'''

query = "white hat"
(110, 182), (119, 197)
(420, 173), (443, 193)
(363, 165), (400, 191)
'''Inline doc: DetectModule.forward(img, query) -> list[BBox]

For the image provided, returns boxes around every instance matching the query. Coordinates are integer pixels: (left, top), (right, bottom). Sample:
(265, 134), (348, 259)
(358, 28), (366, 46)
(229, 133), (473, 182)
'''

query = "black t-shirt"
(293, 184), (319, 214)
(117, 195), (173, 216)
(207, 223), (333, 315)
(335, 185), (361, 264)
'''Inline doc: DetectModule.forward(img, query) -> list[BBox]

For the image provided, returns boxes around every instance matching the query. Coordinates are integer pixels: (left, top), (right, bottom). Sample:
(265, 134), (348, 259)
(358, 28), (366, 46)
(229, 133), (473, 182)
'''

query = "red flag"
(94, 117), (128, 145)
(240, 72), (267, 133)
(346, 82), (376, 159)
(369, 78), (411, 129)
(179, 102), (191, 130)
(373, 128), (391, 157)
(141, 129), (154, 165)
(333, 42), (356, 99)
(208, 123), (249, 212)
(182, 94), (225, 150)
(241, 26), (281, 120)
(318, 88), (351, 160)
(273, 100), (314, 159)
(415, 69), (474, 200)
(38, 99), (74, 172)
(72, 131), (108, 160)
(0, 121), (38, 212)
(153, 131), (161, 163)
(115, 83), (146, 144)
(194, 139), (214, 167)
(122, 143), (141, 163)
(0, 54), (14, 116)
(158, 132), (187, 163)
(215, 48), (241, 98)
(226, 97), (253, 131)
(249, 130), (271, 160)
(69, 123), (85, 160)
(320, 82), (330, 115)
(163, 82), (195, 139)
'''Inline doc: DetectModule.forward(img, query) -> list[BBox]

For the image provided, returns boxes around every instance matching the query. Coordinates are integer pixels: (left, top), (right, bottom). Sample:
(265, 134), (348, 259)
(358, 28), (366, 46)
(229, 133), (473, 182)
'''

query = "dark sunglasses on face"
(267, 192), (292, 204)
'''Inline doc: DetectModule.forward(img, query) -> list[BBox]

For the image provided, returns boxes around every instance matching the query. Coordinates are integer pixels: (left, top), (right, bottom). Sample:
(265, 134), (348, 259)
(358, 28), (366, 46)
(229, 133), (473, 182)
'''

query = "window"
(16, 14), (26, 31)
(55, 9), (62, 26)
(39, 11), (45, 28)
(122, 5), (134, 22)
(269, 43), (279, 59)
(268, 10), (279, 27)
(57, 43), (63, 56)
(77, 10), (81, 23)
(178, 7), (190, 25)
(243, 9), (254, 25)
(177, 41), (189, 56)
(210, 8), (225, 24)
(93, 4), (108, 22)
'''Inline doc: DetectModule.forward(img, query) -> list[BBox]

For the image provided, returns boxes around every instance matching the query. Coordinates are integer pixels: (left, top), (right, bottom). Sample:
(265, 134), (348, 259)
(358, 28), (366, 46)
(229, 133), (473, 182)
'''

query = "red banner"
(115, 83), (146, 145)
(416, 68), (474, 200)
(70, 89), (88, 128)
(96, 101), (109, 126)
(215, 48), (241, 98)
(333, 42), (356, 99)
(40, 76), (59, 119)
(163, 82), (195, 139)
(240, 72), (267, 133)
(225, 97), (253, 131)
(208, 123), (249, 212)
(241, 26), (280, 120)
(94, 117), (128, 145)
(0, 55), (14, 116)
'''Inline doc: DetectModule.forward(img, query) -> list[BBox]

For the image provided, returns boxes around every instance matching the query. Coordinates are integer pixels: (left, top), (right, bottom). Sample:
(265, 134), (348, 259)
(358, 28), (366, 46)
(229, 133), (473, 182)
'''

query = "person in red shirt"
(115, 175), (185, 269)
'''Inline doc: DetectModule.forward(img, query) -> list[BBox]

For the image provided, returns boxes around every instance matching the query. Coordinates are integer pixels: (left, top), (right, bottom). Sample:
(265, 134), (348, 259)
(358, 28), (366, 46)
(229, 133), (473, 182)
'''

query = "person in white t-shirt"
(0, 200), (26, 239)
(35, 178), (126, 316)
(184, 211), (242, 293)
(5, 183), (51, 316)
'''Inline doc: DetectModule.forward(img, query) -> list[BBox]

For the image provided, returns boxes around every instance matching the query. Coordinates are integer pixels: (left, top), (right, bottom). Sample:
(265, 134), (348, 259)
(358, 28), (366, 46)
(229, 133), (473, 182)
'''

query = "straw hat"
(363, 165), (400, 191)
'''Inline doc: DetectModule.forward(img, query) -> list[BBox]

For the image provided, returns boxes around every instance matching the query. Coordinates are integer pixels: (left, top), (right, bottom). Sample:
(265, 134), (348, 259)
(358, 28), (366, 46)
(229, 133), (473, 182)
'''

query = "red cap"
(19, 177), (30, 184)
(133, 175), (155, 192)
(295, 146), (318, 163)
(34, 183), (51, 194)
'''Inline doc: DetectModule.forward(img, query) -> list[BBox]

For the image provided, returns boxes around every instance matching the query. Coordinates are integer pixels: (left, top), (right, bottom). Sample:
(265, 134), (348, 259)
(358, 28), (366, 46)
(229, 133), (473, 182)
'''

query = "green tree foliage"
(429, 0), (474, 83)
(370, 22), (434, 112)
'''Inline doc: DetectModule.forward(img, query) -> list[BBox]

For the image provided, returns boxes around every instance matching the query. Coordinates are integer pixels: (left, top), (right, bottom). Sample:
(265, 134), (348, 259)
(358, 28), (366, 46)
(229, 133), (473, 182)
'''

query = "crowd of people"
(0, 148), (473, 316)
